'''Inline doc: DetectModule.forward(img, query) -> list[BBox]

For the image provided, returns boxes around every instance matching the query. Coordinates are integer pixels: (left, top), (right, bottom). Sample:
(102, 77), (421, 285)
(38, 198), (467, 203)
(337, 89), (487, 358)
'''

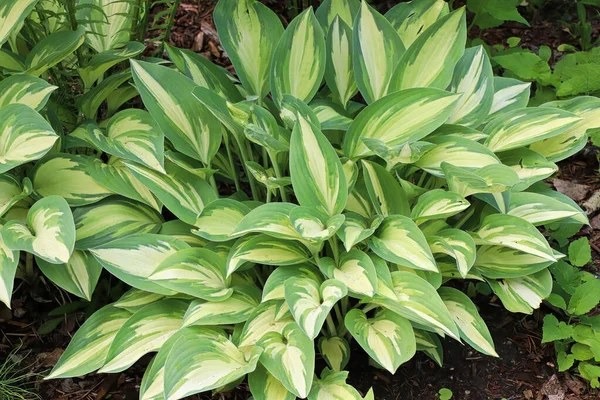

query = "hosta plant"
(1, 0), (599, 399)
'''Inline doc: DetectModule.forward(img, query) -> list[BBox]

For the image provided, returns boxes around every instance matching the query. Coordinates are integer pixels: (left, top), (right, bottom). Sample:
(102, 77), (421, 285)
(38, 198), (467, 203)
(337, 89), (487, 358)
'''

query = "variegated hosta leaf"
(428, 228), (476, 278)
(181, 285), (260, 327)
(374, 271), (459, 339)
(285, 278), (347, 339)
(0, 48), (25, 73)
(415, 135), (501, 177)
(232, 203), (301, 240)
(498, 148), (557, 192)
(99, 299), (188, 373)
(76, 69), (131, 119)
(0, 104), (57, 174)
(25, 27), (85, 76)
(164, 331), (262, 400)
(486, 268), (553, 314)
(1, 196), (75, 264)
(36, 250), (102, 301)
(0, 175), (31, 218)
(262, 264), (324, 302)
(369, 215), (438, 272)
(487, 77), (531, 119)
(149, 247), (232, 301)
(249, 362), (295, 400)
(345, 308), (416, 373)
(214, 0), (283, 98)
(308, 368), (365, 400)
(414, 329), (443, 366)
(352, 1), (405, 104)
(79, 42), (145, 89)
(159, 220), (207, 248)
(474, 246), (553, 279)
(530, 96), (600, 162)
(238, 300), (295, 348)
(0, 232), (19, 308)
(280, 94), (321, 130)
(76, 0), (134, 52)
(226, 234), (311, 277)
(290, 207), (345, 243)
(270, 7), (325, 105)
(316, 0), (360, 32)
(446, 46), (494, 128)
(475, 214), (556, 262)
(385, 0), (448, 47)
(113, 289), (165, 314)
(90, 234), (190, 295)
(74, 110), (165, 173)
(139, 327), (226, 400)
(86, 158), (161, 211)
(483, 107), (581, 152)
(258, 323), (315, 398)
(46, 305), (133, 379)
(0, 0), (38, 45)
(390, 8), (466, 91)
(193, 199), (251, 242)
(361, 160), (409, 217)
(290, 116), (348, 217)
(441, 162), (520, 197)
(131, 60), (224, 165)
(0, 75), (57, 110)
(342, 88), (460, 158)
(311, 100), (354, 131)
(73, 197), (163, 250)
(508, 192), (588, 226)
(32, 154), (113, 207)
(411, 189), (470, 222)
(324, 16), (357, 108)
(337, 212), (382, 252)
(362, 139), (435, 168)
(318, 336), (351, 371)
(319, 249), (378, 298)
(438, 287), (497, 357)
(164, 151), (218, 181)
(431, 124), (489, 141)
(167, 45), (242, 102)
(125, 161), (217, 226)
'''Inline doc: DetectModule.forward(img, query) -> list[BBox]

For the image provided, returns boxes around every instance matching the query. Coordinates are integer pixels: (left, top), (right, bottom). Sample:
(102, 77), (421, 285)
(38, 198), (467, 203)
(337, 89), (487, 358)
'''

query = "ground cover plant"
(1, 0), (600, 399)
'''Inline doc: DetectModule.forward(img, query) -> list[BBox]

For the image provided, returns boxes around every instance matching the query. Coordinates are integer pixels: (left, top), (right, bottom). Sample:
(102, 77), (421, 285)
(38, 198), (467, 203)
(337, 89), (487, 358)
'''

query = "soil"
(2, 1), (600, 400)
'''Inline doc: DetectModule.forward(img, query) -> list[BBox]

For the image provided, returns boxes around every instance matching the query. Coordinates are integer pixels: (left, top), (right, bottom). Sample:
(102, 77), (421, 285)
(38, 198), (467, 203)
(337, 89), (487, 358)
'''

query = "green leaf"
(90, 234), (189, 295)
(390, 8), (466, 91)
(542, 314), (573, 343)
(73, 197), (163, 250)
(149, 247), (232, 301)
(131, 60), (224, 165)
(214, 0), (283, 98)
(46, 305), (132, 379)
(0, 104), (57, 174)
(342, 88), (460, 158)
(318, 336), (350, 371)
(164, 333), (261, 400)
(483, 107), (581, 152)
(2, 196), (74, 264)
(25, 27), (85, 76)
(290, 116), (348, 216)
(37, 250), (102, 301)
(0, 74), (57, 110)
(439, 287), (497, 357)
(32, 154), (113, 207)
(569, 238), (592, 267)
(285, 278), (347, 339)
(352, 1), (405, 103)
(258, 323), (315, 398)
(271, 7), (325, 105)
(467, 0), (529, 29)
(486, 269), (553, 314)
(385, 0), (449, 47)
(182, 285), (260, 327)
(568, 279), (600, 316)
(79, 42), (145, 89)
(319, 249), (378, 298)
(0, 0), (39, 45)
(369, 215), (438, 272)
(345, 308), (415, 373)
(99, 299), (188, 373)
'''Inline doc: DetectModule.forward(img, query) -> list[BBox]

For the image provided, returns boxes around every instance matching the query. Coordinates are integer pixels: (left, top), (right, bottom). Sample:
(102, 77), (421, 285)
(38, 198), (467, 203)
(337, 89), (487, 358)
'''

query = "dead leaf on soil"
(37, 348), (63, 367)
(540, 374), (566, 400)
(553, 179), (590, 202)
